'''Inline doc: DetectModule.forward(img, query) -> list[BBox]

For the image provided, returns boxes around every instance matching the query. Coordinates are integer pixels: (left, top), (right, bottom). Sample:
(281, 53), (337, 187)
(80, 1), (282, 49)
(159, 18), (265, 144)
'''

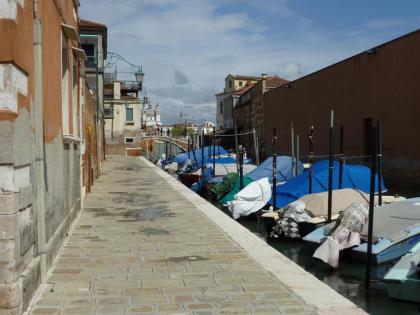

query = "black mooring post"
(201, 130), (205, 180)
(191, 137), (198, 169)
(169, 131), (173, 160)
(327, 110), (335, 223)
(366, 126), (378, 291)
(295, 134), (300, 177)
(377, 121), (383, 206)
(239, 148), (244, 189)
(272, 128), (277, 210)
(339, 125), (344, 189)
(308, 126), (314, 194)
(212, 127), (216, 177)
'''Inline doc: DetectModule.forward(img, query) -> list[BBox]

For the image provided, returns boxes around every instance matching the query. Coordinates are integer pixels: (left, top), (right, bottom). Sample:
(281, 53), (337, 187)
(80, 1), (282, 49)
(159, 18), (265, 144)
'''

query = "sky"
(80, 0), (420, 124)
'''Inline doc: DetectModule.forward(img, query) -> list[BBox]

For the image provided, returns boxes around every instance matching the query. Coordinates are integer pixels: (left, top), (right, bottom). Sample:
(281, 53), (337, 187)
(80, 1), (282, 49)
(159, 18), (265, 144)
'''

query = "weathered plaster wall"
(0, 0), (24, 20)
(0, 0), (83, 313)
(43, 136), (81, 269)
(0, 1), (37, 314)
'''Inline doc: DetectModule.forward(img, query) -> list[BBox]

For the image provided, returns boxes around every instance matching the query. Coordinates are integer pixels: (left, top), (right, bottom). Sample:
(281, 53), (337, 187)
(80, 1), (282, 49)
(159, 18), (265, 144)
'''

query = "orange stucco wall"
(39, 0), (80, 142)
(0, 0), (34, 120)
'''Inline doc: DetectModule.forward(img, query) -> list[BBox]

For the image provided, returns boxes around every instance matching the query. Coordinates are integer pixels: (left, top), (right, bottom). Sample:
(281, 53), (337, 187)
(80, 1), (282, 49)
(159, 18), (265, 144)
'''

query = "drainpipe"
(34, 0), (47, 282)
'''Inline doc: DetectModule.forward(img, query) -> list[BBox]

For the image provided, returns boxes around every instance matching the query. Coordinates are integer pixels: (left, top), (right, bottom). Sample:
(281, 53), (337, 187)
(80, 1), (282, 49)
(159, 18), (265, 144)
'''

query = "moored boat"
(383, 241), (420, 303)
(304, 197), (419, 264)
(178, 172), (201, 188)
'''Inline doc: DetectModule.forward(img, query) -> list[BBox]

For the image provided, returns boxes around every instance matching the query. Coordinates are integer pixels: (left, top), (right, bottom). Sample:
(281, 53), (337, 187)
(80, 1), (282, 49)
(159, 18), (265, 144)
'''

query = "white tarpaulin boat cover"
(227, 177), (271, 219)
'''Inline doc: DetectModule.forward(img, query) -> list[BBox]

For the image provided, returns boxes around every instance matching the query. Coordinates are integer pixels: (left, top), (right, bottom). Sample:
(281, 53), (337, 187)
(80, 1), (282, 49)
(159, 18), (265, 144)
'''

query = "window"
(220, 102), (223, 114)
(229, 80), (232, 88)
(239, 81), (243, 87)
(104, 106), (113, 118)
(62, 32), (69, 135)
(126, 107), (133, 122)
(81, 44), (96, 67)
(125, 137), (134, 144)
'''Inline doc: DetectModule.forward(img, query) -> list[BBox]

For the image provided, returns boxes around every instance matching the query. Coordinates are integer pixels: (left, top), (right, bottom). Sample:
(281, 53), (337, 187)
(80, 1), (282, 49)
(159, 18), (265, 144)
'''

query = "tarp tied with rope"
(174, 146), (227, 167)
(246, 156), (304, 183)
(269, 160), (386, 209)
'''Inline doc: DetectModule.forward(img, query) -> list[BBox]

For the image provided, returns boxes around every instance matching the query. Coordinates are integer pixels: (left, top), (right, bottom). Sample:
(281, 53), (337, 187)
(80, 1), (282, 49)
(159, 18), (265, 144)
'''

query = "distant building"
(215, 74), (262, 129)
(234, 75), (288, 160)
(141, 97), (162, 129)
(104, 76), (143, 156)
(202, 121), (215, 134)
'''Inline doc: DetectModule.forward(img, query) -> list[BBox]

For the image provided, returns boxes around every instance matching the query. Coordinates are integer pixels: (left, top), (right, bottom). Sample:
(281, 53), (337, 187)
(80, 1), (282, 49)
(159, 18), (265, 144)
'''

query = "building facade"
(0, 1), (99, 313)
(215, 74), (261, 130)
(104, 79), (143, 156)
(263, 29), (420, 188)
(234, 75), (288, 160)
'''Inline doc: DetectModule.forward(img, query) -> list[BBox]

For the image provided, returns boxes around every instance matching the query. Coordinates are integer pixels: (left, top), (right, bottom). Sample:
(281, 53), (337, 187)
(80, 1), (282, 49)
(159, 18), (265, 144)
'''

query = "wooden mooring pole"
(308, 126), (314, 194)
(272, 128), (277, 210)
(212, 127), (216, 177)
(339, 125), (344, 189)
(327, 110), (335, 223)
(377, 121), (383, 206)
(365, 125), (378, 291)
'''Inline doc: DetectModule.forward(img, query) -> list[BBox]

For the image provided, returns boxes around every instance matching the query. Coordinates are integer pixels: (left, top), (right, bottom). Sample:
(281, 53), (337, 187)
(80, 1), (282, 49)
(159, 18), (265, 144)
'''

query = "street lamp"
(106, 51), (145, 91)
(135, 67), (144, 84)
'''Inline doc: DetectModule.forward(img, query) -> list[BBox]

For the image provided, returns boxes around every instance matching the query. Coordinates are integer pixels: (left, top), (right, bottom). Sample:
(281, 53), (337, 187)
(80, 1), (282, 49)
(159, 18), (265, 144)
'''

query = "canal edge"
(140, 157), (368, 315)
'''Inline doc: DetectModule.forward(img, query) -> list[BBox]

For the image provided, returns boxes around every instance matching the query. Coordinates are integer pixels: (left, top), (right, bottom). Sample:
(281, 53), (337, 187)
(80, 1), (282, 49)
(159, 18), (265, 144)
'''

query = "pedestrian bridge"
(140, 135), (188, 151)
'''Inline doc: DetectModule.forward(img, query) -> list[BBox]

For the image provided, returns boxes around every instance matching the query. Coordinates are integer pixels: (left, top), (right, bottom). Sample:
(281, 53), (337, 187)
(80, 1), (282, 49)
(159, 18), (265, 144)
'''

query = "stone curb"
(141, 157), (368, 315)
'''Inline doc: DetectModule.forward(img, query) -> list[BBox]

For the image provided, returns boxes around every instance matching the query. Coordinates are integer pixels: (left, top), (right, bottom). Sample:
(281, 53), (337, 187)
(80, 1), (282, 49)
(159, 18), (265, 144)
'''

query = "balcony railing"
(103, 73), (142, 92)
(121, 81), (142, 91)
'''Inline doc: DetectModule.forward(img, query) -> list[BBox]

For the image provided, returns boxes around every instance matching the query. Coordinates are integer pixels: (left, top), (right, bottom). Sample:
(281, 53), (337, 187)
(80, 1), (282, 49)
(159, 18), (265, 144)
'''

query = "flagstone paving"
(28, 156), (316, 315)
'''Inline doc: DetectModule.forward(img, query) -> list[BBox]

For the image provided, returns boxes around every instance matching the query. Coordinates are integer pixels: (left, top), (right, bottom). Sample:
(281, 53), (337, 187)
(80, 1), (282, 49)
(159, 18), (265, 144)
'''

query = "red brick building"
(263, 29), (420, 188)
(234, 75), (288, 161)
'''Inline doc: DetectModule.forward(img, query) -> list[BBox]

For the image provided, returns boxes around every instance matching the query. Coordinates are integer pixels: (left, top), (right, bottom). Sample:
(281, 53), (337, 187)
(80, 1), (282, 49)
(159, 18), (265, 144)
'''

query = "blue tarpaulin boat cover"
(269, 160), (386, 208)
(246, 156), (304, 183)
(175, 146), (228, 166)
(203, 156), (236, 164)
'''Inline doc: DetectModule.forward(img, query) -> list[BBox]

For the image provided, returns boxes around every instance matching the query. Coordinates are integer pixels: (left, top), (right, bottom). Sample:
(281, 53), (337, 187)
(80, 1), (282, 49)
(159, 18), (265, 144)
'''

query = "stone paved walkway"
(28, 156), (315, 315)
